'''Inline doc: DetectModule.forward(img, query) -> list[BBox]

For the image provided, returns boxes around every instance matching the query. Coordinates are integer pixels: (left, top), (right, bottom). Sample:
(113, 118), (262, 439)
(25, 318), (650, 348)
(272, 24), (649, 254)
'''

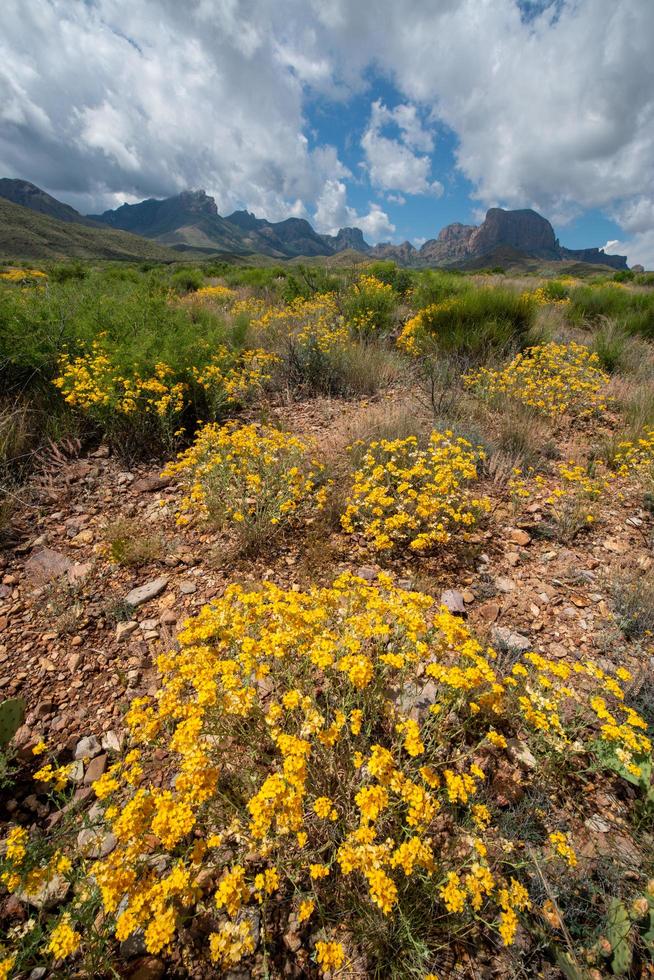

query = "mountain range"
(0, 178), (629, 269)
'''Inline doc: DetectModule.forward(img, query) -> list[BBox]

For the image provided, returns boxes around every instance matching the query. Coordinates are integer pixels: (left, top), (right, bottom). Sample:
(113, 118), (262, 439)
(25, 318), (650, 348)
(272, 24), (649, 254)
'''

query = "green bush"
(410, 269), (469, 309)
(342, 275), (398, 339)
(170, 267), (204, 293)
(569, 285), (654, 337)
(404, 287), (536, 359)
(366, 261), (414, 295)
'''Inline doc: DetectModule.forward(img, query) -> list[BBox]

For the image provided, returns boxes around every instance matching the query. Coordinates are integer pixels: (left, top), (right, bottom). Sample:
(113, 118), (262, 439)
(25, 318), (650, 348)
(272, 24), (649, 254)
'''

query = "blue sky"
(1, 0), (652, 263)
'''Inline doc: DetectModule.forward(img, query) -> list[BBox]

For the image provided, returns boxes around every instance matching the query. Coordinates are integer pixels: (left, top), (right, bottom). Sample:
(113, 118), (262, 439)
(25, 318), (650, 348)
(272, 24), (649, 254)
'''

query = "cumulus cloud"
(313, 179), (395, 238)
(362, 100), (443, 196)
(1, 0), (654, 257)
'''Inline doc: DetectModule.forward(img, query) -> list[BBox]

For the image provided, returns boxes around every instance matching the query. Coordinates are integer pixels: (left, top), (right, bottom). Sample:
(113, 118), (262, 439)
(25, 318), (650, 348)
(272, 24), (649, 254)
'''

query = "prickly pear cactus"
(0, 697), (25, 746)
(606, 898), (632, 975)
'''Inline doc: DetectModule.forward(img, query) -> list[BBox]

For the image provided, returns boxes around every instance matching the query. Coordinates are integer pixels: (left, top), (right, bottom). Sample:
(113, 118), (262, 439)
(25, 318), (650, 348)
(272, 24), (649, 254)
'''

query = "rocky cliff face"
(322, 227), (371, 253)
(405, 207), (627, 270)
(467, 208), (558, 258)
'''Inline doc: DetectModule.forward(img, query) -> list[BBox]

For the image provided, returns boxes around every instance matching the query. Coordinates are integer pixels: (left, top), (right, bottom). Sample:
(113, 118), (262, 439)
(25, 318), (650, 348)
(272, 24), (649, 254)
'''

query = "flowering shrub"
(342, 274), (396, 338)
(521, 281), (570, 307)
(464, 342), (609, 419)
(0, 267), (47, 284)
(54, 341), (187, 452)
(3, 574), (650, 975)
(341, 432), (490, 553)
(186, 284), (235, 304)
(53, 339), (274, 455)
(191, 345), (277, 418)
(615, 427), (654, 492)
(162, 421), (330, 548)
(509, 459), (616, 541)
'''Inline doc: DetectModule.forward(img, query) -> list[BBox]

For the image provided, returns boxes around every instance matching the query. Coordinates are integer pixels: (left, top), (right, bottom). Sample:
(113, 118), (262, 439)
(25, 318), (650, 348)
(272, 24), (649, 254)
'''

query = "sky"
(1, 0), (654, 264)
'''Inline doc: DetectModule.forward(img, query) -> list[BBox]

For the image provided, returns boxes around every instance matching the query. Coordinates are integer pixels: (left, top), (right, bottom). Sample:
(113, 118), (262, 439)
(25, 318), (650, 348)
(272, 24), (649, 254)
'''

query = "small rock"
(102, 730), (123, 753)
(160, 609), (178, 626)
(24, 548), (72, 584)
(494, 576), (516, 593)
(29, 969), (47, 980)
(120, 930), (147, 959)
(68, 760), (85, 783)
(356, 566), (377, 582)
(132, 474), (171, 494)
(116, 621), (139, 642)
(67, 562), (92, 586)
(128, 958), (166, 980)
(440, 590), (466, 617)
(71, 529), (94, 546)
(77, 828), (117, 858)
(17, 873), (69, 910)
(585, 814), (611, 833)
(491, 627), (531, 654)
(506, 738), (537, 770)
(75, 735), (101, 760)
(179, 580), (197, 595)
(507, 528), (531, 546)
(85, 753), (108, 784)
(125, 576), (169, 607)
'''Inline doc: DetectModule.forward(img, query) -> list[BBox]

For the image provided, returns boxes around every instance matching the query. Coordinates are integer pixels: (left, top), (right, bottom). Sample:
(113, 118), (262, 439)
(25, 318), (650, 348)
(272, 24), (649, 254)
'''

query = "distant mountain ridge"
(0, 178), (629, 269)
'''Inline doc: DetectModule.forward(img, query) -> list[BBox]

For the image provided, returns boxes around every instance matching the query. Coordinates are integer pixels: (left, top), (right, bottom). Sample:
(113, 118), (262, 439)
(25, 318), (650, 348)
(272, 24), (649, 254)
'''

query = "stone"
(491, 626), (531, 654)
(440, 589), (466, 616)
(68, 760), (85, 783)
(77, 828), (117, 858)
(29, 969), (47, 980)
(84, 753), (108, 784)
(394, 679), (438, 721)
(102, 729), (123, 753)
(356, 566), (377, 582)
(71, 529), (94, 546)
(494, 576), (516, 593)
(160, 609), (178, 626)
(506, 738), (537, 770)
(67, 562), (92, 586)
(17, 873), (69, 910)
(125, 576), (169, 607)
(131, 474), (171, 494)
(117, 621), (139, 642)
(179, 580), (197, 595)
(128, 958), (166, 980)
(585, 814), (611, 833)
(120, 930), (147, 959)
(75, 735), (101, 760)
(507, 528), (531, 546)
(24, 548), (72, 584)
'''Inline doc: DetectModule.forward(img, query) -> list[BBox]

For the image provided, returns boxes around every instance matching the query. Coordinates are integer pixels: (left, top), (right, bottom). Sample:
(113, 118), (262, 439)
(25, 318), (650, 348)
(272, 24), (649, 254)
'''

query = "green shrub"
(49, 261), (88, 282)
(569, 285), (654, 337)
(400, 287), (536, 359)
(170, 267), (204, 293)
(410, 269), (469, 309)
(366, 261), (414, 295)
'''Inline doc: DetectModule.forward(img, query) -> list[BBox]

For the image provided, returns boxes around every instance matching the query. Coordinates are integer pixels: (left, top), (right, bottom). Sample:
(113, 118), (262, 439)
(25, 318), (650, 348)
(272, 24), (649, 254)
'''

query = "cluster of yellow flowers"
(54, 343), (186, 421)
(347, 274), (395, 336)
(520, 285), (570, 307)
(341, 431), (491, 552)
(464, 342), (609, 419)
(191, 345), (277, 415)
(0, 267), (47, 283)
(162, 421), (329, 543)
(614, 427), (654, 489)
(251, 293), (349, 354)
(2, 573), (650, 973)
(185, 284), (235, 304)
(54, 339), (273, 444)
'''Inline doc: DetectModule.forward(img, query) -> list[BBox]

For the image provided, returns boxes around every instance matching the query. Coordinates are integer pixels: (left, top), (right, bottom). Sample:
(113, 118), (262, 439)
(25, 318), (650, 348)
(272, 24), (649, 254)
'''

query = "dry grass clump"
(610, 568), (654, 640)
(103, 518), (165, 567)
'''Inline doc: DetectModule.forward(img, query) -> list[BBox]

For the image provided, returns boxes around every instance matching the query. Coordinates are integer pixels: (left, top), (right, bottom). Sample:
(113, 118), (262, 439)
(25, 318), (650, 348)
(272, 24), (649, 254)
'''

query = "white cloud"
(1, 0), (654, 255)
(362, 100), (443, 196)
(313, 179), (394, 240)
